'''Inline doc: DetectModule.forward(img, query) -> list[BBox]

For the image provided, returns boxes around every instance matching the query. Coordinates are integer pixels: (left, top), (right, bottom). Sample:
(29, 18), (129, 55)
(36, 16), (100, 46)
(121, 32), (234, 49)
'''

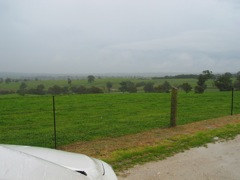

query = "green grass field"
(0, 91), (239, 148)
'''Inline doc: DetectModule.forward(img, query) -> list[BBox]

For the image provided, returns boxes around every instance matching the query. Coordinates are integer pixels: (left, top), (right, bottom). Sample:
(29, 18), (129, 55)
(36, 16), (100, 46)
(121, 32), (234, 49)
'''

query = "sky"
(0, 0), (240, 75)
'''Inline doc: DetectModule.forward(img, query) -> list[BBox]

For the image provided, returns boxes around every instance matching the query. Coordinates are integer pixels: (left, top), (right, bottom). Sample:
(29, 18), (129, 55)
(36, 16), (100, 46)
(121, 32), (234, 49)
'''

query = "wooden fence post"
(170, 88), (178, 127)
(231, 88), (234, 115)
(53, 96), (57, 149)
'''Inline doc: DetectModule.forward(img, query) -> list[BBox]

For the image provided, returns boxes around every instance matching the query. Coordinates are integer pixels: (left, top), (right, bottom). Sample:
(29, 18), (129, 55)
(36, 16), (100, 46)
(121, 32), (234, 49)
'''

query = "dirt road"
(118, 135), (240, 180)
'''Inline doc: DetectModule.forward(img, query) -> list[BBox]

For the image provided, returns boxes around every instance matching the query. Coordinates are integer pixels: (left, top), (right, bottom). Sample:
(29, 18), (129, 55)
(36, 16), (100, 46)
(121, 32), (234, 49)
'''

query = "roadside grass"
(0, 91), (239, 147)
(106, 123), (240, 172)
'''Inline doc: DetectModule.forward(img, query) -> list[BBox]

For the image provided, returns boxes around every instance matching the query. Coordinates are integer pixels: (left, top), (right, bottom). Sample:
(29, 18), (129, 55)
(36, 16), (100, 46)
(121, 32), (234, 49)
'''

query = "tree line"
(16, 83), (104, 96)
(117, 70), (240, 94)
(194, 70), (240, 93)
(0, 71), (240, 95)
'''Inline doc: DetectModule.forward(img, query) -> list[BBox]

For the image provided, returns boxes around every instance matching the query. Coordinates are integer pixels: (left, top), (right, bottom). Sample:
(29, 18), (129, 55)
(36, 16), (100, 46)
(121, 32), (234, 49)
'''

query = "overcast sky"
(0, 0), (239, 75)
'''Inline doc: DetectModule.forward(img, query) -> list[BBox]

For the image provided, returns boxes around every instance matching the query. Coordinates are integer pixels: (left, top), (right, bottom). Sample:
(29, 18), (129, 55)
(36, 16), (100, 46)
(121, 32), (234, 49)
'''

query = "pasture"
(0, 91), (239, 148)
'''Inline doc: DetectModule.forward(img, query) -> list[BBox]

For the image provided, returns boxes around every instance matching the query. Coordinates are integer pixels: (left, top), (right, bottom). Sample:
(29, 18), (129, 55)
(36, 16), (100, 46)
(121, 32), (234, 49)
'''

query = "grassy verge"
(104, 123), (240, 173)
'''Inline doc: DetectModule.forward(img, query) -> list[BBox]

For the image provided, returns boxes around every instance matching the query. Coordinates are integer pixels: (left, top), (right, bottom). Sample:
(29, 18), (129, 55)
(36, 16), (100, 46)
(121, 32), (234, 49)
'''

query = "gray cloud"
(0, 0), (240, 74)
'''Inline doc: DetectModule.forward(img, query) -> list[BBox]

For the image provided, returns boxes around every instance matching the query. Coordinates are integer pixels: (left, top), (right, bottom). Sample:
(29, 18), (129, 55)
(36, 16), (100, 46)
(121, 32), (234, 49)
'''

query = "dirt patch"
(60, 114), (240, 159)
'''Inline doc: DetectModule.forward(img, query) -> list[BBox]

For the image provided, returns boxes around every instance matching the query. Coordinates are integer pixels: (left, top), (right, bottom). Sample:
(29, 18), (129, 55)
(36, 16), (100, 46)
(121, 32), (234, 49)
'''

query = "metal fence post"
(170, 88), (178, 127)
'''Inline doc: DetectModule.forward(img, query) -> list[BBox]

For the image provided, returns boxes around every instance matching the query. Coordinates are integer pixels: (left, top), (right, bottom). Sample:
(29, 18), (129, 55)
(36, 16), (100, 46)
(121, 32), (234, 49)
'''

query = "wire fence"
(0, 90), (239, 148)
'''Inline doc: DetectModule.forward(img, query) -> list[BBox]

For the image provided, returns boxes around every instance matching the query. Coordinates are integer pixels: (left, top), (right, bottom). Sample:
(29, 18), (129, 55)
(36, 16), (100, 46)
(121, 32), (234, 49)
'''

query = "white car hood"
(0, 145), (117, 180)
(0, 146), (88, 180)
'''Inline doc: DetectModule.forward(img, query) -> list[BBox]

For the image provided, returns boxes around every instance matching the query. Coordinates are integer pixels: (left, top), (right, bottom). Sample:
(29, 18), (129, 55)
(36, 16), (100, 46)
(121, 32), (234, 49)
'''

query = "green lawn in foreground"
(0, 91), (239, 148)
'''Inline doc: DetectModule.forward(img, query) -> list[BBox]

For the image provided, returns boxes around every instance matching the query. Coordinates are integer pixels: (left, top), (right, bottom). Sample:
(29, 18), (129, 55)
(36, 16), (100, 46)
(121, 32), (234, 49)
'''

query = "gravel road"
(118, 135), (240, 180)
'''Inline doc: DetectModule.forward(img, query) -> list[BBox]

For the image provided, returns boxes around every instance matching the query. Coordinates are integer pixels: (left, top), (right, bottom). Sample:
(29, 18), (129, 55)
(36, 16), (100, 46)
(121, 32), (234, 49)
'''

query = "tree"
(48, 85), (62, 95)
(61, 86), (69, 94)
(5, 78), (11, 84)
(194, 85), (206, 94)
(88, 86), (103, 94)
(20, 82), (27, 89)
(75, 86), (87, 94)
(127, 84), (137, 93)
(28, 84), (45, 95)
(214, 73), (232, 91)
(87, 75), (95, 83)
(67, 78), (72, 86)
(160, 81), (172, 93)
(234, 71), (240, 90)
(119, 81), (128, 93)
(17, 82), (28, 95)
(106, 82), (113, 92)
(237, 71), (240, 78)
(180, 83), (192, 93)
(0, 89), (14, 95)
(36, 84), (45, 94)
(195, 70), (213, 93)
(119, 81), (137, 93)
(144, 82), (154, 93)
(70, 86), (78, 94)
(154, 81), (172, 93)
(202, 70), (213, 79)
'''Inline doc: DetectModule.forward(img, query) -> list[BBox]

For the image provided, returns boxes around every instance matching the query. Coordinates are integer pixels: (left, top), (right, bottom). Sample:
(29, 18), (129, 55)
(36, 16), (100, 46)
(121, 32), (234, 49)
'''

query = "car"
(0, 144), (117, 180)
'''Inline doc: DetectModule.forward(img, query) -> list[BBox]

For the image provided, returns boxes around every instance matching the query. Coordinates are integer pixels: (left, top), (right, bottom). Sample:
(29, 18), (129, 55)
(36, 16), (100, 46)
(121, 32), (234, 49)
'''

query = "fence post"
(231, 88), (234, 115)
(53, 96), (57, 149)
(170, 88), (178, 127)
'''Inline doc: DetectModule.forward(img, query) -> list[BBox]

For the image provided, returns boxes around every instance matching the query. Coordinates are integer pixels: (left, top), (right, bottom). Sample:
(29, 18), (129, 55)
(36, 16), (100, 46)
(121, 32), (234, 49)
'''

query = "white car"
(0, 144), (117, 180)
